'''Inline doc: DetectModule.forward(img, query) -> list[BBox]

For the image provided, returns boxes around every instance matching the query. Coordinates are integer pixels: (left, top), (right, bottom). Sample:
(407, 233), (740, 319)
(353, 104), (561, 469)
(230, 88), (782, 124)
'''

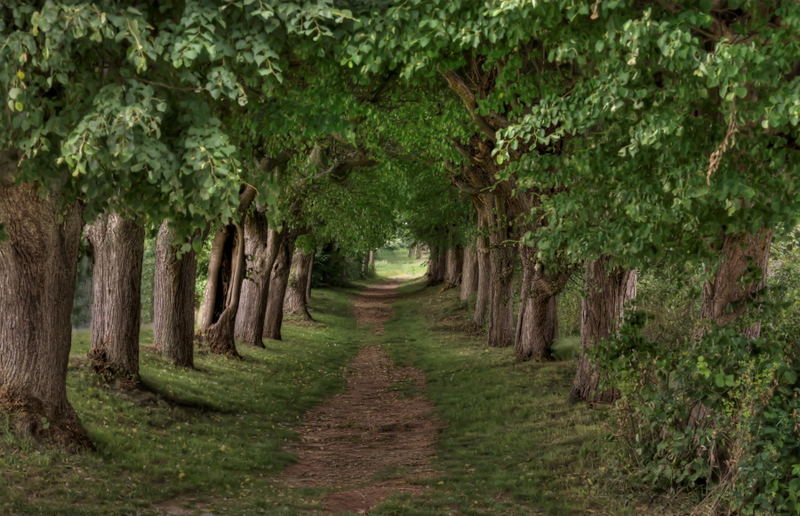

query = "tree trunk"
(699, 229), (773, 338)
(487, 210), (515, 348)
(264, 235), (295, 341)
(285, 248), (314, 320)
(444, 245), (463, 289)
(305, 252), (314, 300)
(0, 180), (90, 449)
(367, 249), (376, 277)
(460, 242), (479, 303)
(86, 213), (145, 386)
(234, 213), (282, 348)
(153, 221), (198, 368)
(473, 232), (491, 326)
(197, 186), (256, 357)
(570, 257), (637, 403)
(415, 245), (423, 260)
(427, 245), (445, 285)
(515, 246), (571, 360)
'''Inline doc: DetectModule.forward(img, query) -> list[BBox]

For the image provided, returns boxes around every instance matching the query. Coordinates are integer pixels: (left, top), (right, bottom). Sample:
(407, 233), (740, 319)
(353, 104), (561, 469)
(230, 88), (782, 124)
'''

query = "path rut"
(281, 281), (438, 514)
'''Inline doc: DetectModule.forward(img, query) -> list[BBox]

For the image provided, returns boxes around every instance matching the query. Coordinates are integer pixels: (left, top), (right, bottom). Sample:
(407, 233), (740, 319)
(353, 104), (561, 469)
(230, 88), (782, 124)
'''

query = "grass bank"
(1, 288), (361, 515)
(373, 279), (682, 515)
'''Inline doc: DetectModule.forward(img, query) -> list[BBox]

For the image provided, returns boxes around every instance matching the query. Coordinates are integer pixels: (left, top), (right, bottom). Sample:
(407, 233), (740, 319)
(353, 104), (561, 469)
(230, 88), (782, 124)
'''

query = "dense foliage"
(2, 1), (800, 513)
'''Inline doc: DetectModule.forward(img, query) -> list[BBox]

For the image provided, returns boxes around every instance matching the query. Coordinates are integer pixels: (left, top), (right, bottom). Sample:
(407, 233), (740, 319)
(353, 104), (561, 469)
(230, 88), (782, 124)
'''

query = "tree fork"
(234, 213), (281, 348)
(197, 186), (257, 357)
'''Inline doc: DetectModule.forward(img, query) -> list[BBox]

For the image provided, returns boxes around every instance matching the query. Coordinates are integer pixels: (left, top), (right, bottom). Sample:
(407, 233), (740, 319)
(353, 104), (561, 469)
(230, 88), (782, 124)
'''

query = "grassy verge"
(373, 280), (681, 515)
(1, 288), (361, 515)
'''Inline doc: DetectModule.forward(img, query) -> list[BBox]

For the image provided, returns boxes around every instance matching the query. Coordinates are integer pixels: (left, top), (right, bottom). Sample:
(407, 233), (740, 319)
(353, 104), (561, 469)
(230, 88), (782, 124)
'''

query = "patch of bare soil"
(282, 281), (439, 514)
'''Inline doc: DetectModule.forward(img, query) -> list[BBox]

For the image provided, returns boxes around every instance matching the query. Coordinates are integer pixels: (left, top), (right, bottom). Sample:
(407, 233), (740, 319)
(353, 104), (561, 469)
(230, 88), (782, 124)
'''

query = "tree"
(86, 213), (145, 385)
(0, 0), (352, 447)
(153, 221), (198, 368)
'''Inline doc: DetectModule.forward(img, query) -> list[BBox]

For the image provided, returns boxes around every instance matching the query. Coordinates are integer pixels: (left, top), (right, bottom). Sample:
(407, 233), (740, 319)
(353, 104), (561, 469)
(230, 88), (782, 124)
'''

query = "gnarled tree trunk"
(153, 221), (198, 368)
(515, 246), (570, 361)
(234, 214), (282, 348)
(0, 178), (90, 449)
(700, 229), (772, 338)
(264, 235), (295, 341)
(197, 186), (256, 357)
(285, 248), (314, 321)
(460, 242), (478, 303)
(87, 213), (145, 386)
(570, 257), (637, 403)
(444, 245), (463, 289)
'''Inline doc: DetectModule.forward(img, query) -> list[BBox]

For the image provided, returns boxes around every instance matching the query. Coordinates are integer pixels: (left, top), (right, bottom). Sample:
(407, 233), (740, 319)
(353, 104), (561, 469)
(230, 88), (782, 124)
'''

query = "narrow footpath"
(281, 281), (439, 514)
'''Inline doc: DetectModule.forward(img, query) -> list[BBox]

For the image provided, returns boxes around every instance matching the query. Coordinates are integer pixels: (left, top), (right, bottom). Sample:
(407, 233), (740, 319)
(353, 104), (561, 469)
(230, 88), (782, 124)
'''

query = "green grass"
(0, 288), (362, 515)
(374, 247), (427, 279)
(371, 280), (679, 515)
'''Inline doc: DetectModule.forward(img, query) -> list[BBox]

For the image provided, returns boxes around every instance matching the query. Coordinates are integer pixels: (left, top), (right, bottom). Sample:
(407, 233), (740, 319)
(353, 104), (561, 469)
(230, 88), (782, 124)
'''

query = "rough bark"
(263, 236), (295, 340)
(570, 257), (637, 403)
(460, 242), (479, 303)
(234, 213), (282, 348)
(444, 245), (463, 289)
(0, 179), (91, 449)
(86, 213), (145, 386)
(153, 221), (198, 368)
(515, 247), (571, 360)
(487, 206), (515, 348)
(473, 232), (491, 326)
(197, 186), (257, 357)
(699, 229), (773, 338)
(285, 248), (314, 320)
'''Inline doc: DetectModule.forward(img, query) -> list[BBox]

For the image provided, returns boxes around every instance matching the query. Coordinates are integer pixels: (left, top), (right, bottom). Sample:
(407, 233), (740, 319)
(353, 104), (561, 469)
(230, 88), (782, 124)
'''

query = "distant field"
(374, 247), (427, 279)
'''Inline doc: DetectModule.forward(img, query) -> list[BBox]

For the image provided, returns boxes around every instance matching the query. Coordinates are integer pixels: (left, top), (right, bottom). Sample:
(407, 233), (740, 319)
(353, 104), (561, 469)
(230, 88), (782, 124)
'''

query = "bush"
(595, 239), (800, 514)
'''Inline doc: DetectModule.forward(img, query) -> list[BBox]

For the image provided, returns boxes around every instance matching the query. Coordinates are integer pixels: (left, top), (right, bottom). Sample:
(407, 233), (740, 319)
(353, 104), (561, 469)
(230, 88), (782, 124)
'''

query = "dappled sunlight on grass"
(374, 247), (427, 279)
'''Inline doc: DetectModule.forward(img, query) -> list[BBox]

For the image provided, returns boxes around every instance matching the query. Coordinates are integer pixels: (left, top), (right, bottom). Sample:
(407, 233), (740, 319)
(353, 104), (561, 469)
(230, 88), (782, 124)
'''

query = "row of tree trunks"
(153, 221), (198, 368)
(426, 245), (446, 285)
(263, 234), (296, 341)
(86, 213), (145, 386)
(0, 178), (91, 449)
(234, 214), (282, 348)
(285, 248), (314, 321)
(444, 245), (463, 289)
(459, 242), (478, 303)
(570, 258), (637, 402)
(197, 186), (257, 357)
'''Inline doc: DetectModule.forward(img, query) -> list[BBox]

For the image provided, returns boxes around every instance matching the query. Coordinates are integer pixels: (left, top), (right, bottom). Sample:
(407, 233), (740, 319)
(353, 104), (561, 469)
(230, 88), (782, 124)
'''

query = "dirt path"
(281, 281), (438, 514)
